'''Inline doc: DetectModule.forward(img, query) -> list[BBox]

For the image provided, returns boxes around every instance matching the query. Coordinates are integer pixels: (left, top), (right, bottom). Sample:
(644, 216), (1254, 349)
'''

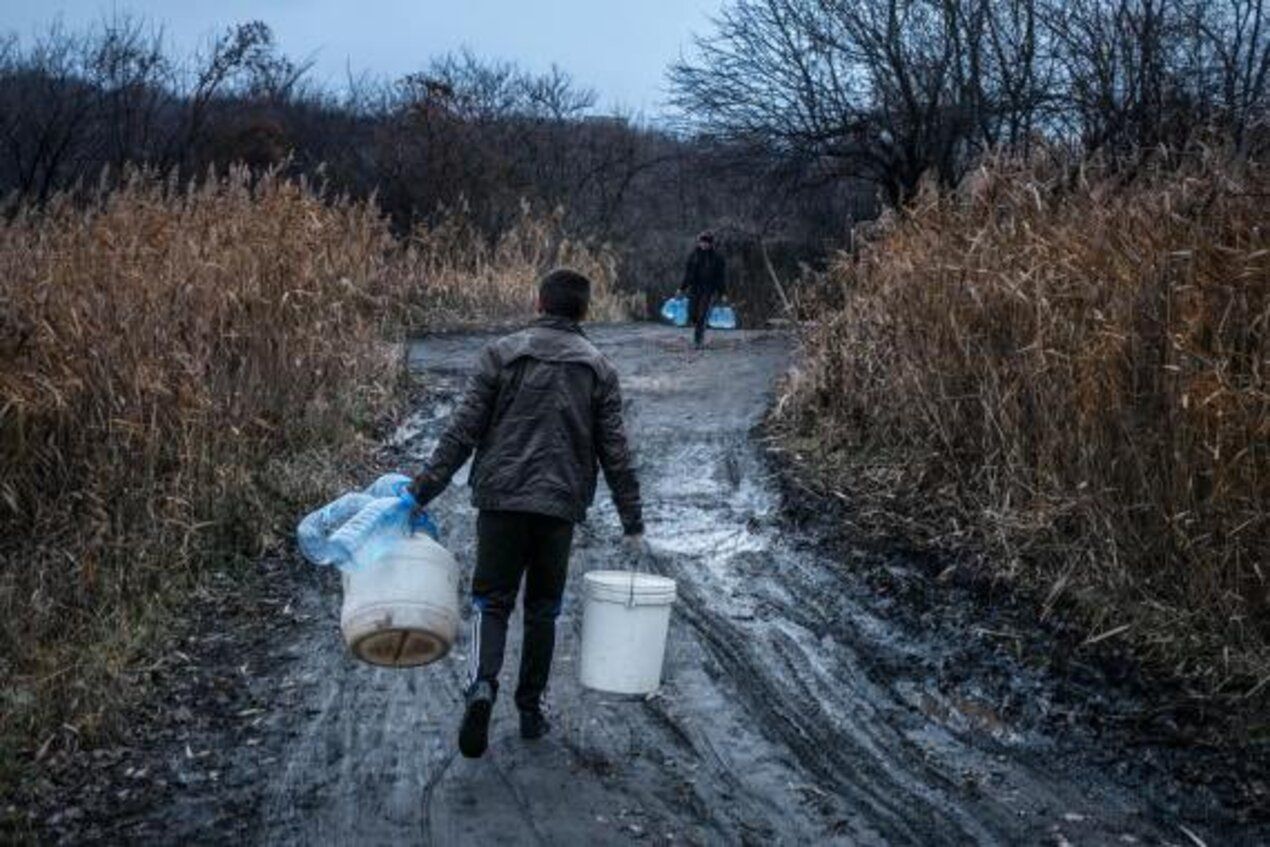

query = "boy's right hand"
(622, 533), (650, 558)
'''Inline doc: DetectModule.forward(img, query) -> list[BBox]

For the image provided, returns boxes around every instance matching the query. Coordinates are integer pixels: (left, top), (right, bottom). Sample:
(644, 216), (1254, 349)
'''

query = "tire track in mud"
(642, 480), (1160, 845)
(638, 457), (1007, 844)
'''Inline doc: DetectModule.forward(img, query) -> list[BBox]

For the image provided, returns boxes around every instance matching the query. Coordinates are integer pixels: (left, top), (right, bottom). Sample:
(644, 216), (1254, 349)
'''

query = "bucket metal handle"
(626, 538), (647, 607)
(624, 540), (663, 607)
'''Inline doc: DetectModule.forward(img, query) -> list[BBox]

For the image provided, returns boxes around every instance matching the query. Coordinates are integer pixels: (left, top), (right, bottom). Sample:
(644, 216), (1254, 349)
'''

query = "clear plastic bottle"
(296, 473), (437, 570)
(328, 496), (409, 569)
(365, 473), (412, 498)
(296, 492), (374, 565)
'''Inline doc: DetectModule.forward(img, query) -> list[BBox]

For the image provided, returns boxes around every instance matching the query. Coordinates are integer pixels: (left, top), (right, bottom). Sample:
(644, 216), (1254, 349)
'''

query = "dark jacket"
(411, 316), (643, 535)
(680, 247), (726, 297)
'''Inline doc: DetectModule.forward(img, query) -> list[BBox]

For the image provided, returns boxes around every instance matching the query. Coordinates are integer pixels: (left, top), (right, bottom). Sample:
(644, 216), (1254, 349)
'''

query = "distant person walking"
(678, 230), (727, 349)
(410, 268), (644, 759)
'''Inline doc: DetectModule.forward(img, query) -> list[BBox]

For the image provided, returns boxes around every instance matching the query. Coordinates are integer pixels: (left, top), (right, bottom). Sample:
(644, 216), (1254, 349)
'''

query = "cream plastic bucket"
(340, 533), (459, 667)
(579, 570), (677, 694)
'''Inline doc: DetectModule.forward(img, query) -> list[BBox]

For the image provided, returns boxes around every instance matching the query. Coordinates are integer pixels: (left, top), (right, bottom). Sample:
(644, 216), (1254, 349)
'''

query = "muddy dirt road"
(50, 324), (1263, 845)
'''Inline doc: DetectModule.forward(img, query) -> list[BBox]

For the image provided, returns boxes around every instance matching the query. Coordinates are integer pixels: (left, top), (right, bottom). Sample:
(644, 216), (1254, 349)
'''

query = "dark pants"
(469, 510), (574, 712)
(689, 291), (715, 346)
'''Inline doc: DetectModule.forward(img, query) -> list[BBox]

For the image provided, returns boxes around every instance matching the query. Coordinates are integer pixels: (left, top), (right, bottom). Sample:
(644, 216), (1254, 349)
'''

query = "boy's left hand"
(408, 475), (431, 505)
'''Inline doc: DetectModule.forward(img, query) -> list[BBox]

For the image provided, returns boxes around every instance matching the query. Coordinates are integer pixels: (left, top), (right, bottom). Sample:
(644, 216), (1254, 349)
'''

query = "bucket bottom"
(352, 627), (449, 667)
(341, 598), (458, 668)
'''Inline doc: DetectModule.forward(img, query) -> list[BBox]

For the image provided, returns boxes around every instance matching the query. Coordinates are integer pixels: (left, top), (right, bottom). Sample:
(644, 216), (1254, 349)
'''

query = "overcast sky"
(0, 1), (721, 115)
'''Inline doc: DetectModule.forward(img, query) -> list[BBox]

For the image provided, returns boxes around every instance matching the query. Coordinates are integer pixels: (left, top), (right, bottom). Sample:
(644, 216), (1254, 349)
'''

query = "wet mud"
(26, 324), (1268, 845)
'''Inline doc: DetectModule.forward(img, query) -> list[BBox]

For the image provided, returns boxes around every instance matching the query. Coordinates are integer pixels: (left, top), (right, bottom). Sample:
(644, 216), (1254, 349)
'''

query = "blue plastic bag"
(660, 296), (689, 327)
(296, 473), (437, 571)
(707, 304), (738, 330)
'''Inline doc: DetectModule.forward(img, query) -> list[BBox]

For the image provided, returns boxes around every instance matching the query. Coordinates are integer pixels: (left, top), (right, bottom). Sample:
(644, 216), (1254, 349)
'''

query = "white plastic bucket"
(340, 533), (460, 667)
(579, 570), (677, 694)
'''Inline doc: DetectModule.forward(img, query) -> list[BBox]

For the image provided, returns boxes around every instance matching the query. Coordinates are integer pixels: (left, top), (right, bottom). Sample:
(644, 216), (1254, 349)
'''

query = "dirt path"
(36, 324), (1264, 845)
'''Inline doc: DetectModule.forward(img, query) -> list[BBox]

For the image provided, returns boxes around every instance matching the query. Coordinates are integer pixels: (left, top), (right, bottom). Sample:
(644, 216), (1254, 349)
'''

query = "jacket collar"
(532, 314), (585, 335)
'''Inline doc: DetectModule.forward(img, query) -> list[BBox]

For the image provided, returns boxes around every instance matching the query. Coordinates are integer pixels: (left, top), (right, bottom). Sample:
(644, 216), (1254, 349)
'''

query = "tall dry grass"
(0, 167), (630, 761)
(404, 202), (641, 327)
(0, 168), (408, 753)
(777, 152), (1268, 700)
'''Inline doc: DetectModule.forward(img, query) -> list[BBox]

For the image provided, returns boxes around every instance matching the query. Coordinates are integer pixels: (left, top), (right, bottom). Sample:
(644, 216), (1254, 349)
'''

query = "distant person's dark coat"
(680, 247), (726, 298)
(681, 247), (726, 335)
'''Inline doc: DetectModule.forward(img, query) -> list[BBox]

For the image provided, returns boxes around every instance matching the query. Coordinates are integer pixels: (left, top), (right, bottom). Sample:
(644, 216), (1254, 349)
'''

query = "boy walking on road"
(678, 230), (727, 349)
(410, 268), (644, 759)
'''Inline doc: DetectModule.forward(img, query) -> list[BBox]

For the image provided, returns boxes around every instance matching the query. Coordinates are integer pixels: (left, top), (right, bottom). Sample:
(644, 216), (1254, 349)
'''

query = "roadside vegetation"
(775, 151), (1268, 707)
(0, 168), (624, 780)
(407, 205), (639, 327)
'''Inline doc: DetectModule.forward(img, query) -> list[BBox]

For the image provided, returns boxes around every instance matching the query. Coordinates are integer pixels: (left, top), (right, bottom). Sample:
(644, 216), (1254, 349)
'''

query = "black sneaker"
(519, 709), (550, 741)
(458, 681), (495, 758)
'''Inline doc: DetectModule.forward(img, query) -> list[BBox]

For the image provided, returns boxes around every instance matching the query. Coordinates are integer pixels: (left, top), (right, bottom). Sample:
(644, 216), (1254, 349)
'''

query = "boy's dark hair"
(538, 268), (592, 320)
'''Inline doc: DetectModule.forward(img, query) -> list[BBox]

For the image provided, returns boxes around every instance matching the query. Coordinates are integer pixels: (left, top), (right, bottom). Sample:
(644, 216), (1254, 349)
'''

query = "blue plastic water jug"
(707, 304), (738, 330)
(660, 296), (689, 327)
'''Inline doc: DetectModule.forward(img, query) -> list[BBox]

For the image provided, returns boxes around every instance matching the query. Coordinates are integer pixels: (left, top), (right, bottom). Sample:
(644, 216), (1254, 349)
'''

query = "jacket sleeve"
(716, 254), (727, 296)
(594, 367), (644, 535)
(411, 344), (500, 505)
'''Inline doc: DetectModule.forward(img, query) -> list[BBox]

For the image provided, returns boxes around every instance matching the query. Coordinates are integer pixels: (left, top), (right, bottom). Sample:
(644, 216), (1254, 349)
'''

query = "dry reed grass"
(0, 167), (631, 764)
(404, 202), (641, 328)
(776, 152), (1268, 704)
(0, 168), (408, 756)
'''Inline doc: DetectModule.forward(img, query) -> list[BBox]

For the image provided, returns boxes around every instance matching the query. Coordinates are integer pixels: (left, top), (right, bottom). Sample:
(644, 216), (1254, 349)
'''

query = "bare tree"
(672, 0), (1267, 204)
(171, 21), (287, 168)
(0, 24), (96, 203)
(85, 15), (172, 171)
(669, 0), (1024, 204)
(1191, 0), (1270, 152)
